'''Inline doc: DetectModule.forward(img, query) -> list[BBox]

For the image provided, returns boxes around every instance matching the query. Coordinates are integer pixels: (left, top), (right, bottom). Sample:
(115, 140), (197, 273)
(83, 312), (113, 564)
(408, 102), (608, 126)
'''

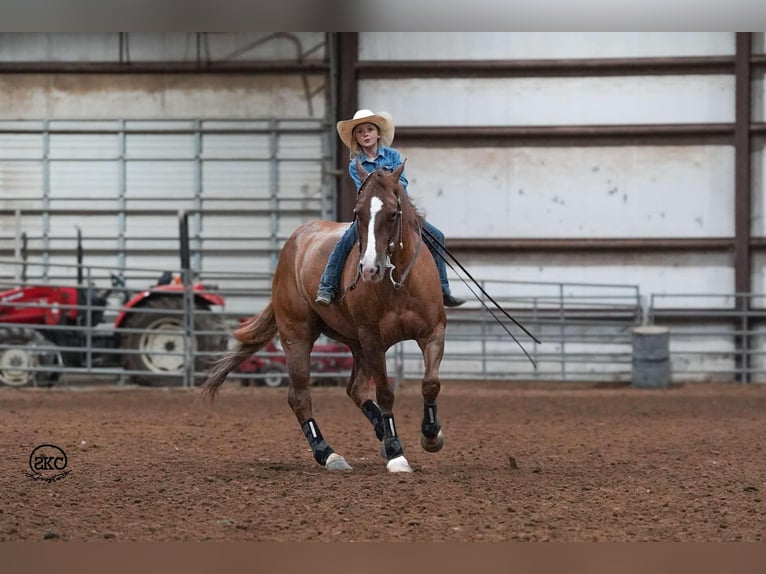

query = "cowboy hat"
(336, 109), (395, 150)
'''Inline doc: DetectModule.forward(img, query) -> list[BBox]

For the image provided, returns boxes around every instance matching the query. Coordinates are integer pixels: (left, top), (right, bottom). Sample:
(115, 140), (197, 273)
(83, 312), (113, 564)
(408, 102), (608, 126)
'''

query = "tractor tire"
(119, 297), (226, 387)
(260, 363), (287, 388)
(0, 327), (61, 387)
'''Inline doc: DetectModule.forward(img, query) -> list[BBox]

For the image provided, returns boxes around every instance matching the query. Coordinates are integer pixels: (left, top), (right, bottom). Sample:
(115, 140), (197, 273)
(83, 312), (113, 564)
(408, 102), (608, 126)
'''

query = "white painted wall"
(0, 74), (326, 120)
(402, 145), (734, 238)
(360, 32), (736, 60)
(360, 76), (734, 127)
(443, 253), (734, 306)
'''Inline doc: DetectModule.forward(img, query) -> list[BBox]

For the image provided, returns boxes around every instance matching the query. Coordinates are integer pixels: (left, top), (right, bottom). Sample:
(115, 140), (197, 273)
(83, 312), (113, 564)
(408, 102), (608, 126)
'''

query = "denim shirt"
(349, 146), (409, 191)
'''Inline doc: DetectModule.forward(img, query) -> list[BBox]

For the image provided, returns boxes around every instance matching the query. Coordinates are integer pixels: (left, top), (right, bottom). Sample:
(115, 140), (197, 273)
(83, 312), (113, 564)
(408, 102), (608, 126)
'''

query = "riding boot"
(443, 293), (465, 307)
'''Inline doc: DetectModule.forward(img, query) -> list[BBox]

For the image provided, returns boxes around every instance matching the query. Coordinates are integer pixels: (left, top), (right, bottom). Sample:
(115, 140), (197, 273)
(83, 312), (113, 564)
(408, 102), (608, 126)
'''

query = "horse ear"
(393, 159), (406, 182)
(355, 158), (369, 181)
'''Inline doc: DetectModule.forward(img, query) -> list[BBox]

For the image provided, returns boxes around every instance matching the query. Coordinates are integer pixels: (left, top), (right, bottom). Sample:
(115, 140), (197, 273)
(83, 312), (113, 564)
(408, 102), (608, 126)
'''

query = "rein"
(420, 226), (541, 367)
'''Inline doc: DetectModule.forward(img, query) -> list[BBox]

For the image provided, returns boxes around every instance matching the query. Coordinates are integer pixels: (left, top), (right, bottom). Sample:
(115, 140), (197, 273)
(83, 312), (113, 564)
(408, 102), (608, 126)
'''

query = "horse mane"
(400, 188), (426, 231)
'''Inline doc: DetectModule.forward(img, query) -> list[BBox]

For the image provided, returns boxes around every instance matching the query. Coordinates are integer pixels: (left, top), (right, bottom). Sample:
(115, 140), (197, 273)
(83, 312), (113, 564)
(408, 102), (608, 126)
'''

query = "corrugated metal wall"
(353, 32), (741, 300)
(340, 32), (766, 381)
(2, 32), (766, 381)
(0, 33), (333, 315)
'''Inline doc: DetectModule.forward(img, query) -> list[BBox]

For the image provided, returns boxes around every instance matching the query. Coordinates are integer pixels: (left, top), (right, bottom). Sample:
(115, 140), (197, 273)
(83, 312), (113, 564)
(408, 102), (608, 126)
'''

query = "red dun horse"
(202, 162), (446, 473)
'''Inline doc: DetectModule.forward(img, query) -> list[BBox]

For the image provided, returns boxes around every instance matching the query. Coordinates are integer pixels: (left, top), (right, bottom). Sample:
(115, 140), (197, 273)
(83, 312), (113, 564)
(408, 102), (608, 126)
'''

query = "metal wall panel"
(753, 33), (766, 55)
(0, 33), (327, 63)
(359, 76), (734, 127)
(403, 145), (734, 238)
(0, 118), (331, 313)
(752, 137), (766, 236)
(0, 33), (118, 62)
(753, 71), (766, 122)
(444, 253), (734, 304)
(0, 74), (326, 120)
(750, 253), (766, 301)
(360, 32), (736, 60)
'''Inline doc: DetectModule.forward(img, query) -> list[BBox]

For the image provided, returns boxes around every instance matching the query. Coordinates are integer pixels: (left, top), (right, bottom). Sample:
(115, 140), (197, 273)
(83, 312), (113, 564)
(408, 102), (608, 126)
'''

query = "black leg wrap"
(361, 399), (385, 441)
(301, 419), (334, 466)
(382, 413), (404, 459)
(422, 402), (441, 439)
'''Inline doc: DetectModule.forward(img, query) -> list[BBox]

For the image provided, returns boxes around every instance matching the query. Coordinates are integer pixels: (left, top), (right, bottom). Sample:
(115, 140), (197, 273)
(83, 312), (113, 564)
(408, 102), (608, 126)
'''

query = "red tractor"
(0, 233), (227, 387)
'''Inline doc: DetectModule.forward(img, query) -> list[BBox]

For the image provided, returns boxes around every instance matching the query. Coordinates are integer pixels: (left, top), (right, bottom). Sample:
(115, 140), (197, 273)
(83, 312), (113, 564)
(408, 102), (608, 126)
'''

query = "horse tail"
(201, 301), (278, 402)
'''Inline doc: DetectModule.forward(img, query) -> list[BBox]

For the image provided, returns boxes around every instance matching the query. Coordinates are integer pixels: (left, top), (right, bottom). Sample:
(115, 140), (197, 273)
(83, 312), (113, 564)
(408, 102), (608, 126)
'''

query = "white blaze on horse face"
(360, 196), (385, 282)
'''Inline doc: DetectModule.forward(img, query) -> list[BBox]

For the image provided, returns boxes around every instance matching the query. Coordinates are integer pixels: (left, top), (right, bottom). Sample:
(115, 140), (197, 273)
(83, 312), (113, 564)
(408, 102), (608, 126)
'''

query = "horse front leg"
(284, 337), (351, 471)
(360, 339), (412, 473)
(419, 325), (446, 453)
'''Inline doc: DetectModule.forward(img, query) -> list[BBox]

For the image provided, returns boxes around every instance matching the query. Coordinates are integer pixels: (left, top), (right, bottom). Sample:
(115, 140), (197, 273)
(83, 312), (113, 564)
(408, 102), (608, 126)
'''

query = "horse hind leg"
(345, 352), (386, 444)
(286, 338), (351, 471)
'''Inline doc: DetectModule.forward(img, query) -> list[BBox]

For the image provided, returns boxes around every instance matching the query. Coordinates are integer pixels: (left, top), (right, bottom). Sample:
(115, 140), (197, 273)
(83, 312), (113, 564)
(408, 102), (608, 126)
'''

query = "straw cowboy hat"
(336, 109), (395, 150)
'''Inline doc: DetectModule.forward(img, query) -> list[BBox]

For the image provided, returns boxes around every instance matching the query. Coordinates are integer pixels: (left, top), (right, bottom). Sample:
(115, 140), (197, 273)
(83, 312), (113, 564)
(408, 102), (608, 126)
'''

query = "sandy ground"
(1, 380), (763, 541)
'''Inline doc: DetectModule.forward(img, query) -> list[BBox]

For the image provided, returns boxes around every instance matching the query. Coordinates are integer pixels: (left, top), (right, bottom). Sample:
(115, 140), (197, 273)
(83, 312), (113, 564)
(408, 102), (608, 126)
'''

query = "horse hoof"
(421, 430), (444, 453)
(386, 455), (413, 473)
(325, 453), (352, 471)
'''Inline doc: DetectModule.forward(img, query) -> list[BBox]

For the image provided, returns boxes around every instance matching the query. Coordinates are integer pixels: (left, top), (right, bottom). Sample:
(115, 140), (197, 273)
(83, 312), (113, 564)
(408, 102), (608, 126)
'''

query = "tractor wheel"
(120, 297), (226, 387)
(260, 363), (287, 388)
(0, 327), (61, 387)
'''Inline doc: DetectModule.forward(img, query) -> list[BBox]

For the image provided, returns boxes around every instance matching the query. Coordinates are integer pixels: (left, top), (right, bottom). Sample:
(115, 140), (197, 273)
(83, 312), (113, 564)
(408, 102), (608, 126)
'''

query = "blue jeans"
(318, 221), (452, 296)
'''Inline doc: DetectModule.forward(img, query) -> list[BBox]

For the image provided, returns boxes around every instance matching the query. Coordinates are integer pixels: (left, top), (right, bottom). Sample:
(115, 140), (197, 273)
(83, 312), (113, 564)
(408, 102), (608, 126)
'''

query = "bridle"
(345, 170), (423, 293)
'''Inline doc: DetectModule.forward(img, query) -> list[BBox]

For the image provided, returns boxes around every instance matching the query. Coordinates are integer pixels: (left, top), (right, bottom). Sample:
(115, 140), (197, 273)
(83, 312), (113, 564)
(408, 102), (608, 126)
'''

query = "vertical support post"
(75, 226), (83, 286)
(532, 297), (540, 378)
(14, 209), (22, 285)
(85, 266), (93, 371)
(193, 119), (203, 271)
(734, 32), (752, 383)
(117, 120), (127, 277)
(324, 32), (339, 222)
(179, 210), (194, 388)
(480, 280), (488, 379)
(268, 119), (280, 272)
(20, 232), (28, 284)
(42, 120), (51, 281)
(558, 283), (566, 381)
(335, 32), (359, 222)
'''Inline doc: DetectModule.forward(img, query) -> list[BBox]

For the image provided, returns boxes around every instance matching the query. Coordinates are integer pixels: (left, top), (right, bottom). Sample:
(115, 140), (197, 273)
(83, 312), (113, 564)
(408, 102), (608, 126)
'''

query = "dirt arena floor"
(1, 380), (763, 542)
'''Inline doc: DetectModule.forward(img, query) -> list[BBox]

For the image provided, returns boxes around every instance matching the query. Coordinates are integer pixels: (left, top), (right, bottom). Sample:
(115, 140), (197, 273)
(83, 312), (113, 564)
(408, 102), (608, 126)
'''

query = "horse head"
(353, 161), (407, 284)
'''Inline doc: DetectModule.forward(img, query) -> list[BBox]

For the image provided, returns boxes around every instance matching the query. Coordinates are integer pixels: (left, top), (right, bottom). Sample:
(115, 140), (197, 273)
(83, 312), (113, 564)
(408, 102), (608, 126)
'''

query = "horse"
(201, 161), (446, 473)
